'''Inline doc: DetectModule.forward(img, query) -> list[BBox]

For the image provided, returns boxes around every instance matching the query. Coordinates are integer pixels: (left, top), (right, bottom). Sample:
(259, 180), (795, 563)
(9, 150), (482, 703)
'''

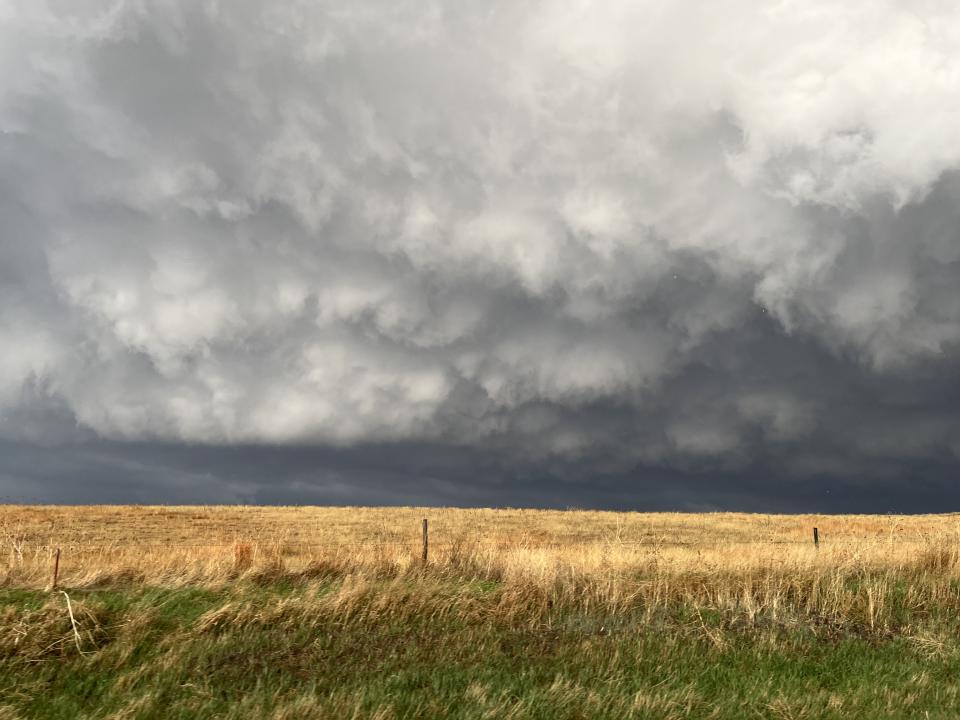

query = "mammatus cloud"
(1, 1), (959, 493)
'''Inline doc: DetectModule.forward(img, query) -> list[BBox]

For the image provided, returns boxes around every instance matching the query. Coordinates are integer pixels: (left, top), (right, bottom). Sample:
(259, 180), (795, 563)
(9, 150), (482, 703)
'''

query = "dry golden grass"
(3, 505), (959, 582)
(4, 506), (960, 612)
(5, 506), (960, 718)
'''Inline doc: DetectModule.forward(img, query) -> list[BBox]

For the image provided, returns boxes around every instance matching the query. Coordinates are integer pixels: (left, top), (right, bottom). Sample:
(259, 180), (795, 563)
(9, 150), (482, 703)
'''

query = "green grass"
(3, 581), (960, 719)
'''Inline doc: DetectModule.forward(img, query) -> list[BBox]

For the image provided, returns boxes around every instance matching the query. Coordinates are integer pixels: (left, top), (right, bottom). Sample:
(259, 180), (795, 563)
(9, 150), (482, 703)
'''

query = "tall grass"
(5, 507), (960, 718)
(3, 506), (960, 629)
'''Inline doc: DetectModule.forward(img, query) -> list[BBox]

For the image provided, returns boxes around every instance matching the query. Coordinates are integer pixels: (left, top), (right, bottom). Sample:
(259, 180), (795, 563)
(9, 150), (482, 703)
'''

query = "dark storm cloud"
(2, 437), (959, 513)
(0, 1), (959, 509)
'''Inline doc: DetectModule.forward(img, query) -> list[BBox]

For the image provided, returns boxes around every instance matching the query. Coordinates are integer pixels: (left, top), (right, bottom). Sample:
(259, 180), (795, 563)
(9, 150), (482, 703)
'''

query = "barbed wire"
(4, 537), (948, 551)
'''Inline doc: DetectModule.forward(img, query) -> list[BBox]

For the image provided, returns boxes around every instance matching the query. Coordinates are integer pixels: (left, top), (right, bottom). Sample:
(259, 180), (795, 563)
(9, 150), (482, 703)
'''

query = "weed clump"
(233, 542), (253, 571)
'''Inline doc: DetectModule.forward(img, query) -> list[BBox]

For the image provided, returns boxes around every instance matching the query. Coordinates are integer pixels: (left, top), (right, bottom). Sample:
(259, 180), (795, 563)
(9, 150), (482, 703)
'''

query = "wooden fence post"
(813, 527), (819, 550)
(52, 548), (61, 589)
(422, 518), (428, 564)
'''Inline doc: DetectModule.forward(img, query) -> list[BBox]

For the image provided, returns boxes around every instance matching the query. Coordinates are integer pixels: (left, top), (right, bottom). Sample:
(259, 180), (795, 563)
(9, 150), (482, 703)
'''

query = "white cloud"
(1, 0), (959, 475)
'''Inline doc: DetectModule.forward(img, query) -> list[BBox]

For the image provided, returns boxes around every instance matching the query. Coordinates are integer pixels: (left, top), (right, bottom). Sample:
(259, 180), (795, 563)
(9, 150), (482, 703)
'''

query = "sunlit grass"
(4, 506), (960, 718)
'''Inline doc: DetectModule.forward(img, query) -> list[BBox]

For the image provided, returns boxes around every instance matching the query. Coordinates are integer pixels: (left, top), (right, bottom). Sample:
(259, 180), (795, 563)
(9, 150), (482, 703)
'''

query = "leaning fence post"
(52, 548), (61, 589)
(422, 518), (428, 564)
(813, 527), (819, 550)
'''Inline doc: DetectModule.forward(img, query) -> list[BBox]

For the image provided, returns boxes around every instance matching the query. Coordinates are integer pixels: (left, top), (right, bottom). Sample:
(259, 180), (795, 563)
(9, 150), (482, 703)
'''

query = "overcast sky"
(1, 1), (959, 510)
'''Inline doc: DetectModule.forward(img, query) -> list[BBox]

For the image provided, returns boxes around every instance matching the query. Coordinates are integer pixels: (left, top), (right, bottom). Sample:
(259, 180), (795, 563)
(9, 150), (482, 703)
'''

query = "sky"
(1, 1), (959, 511)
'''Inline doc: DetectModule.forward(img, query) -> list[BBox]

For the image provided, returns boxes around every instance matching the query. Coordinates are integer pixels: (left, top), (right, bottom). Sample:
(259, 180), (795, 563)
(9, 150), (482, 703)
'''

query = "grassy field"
(3, 506), (960, 718)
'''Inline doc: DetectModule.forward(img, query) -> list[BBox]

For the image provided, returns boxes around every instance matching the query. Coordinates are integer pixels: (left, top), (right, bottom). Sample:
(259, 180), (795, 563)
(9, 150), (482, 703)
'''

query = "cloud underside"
(2, 0), (960, 487)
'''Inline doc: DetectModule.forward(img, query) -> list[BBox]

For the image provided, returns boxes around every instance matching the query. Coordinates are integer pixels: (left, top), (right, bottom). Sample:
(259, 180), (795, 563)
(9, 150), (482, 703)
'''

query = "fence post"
(52, 548), (61, 589)
(422, 518), (428, 564)
(813, 527), (819, 550)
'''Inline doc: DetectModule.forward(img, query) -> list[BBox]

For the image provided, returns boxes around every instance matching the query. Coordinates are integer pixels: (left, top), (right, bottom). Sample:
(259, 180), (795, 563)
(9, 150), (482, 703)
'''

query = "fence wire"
(7, 537), (948, 551)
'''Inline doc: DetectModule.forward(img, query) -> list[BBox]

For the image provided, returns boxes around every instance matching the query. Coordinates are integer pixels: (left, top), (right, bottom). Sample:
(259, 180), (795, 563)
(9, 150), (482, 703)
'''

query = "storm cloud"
(1, 1), (959, 508)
